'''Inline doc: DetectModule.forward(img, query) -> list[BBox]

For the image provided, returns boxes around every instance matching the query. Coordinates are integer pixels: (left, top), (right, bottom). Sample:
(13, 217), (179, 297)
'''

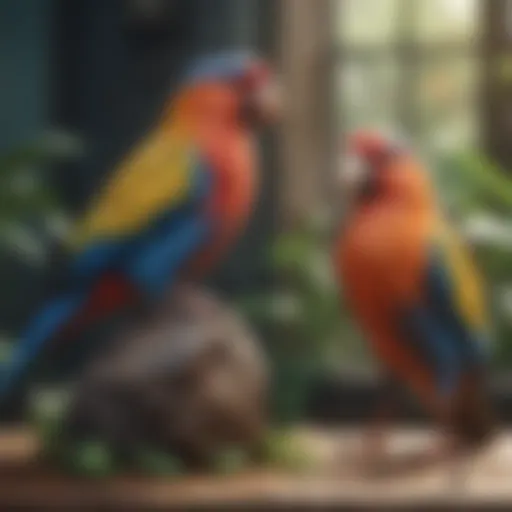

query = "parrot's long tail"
(0, 291), (86, 405)
(0, 274), (138, 410)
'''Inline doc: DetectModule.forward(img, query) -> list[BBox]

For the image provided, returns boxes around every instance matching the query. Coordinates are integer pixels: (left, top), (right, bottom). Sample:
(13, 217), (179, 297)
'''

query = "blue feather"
(0, 293), (86, 398)
(126, 214), (210, 297)
(183, 50), (257, 85)
(398, 247), (488, 398)
(0, 154), (215, 406)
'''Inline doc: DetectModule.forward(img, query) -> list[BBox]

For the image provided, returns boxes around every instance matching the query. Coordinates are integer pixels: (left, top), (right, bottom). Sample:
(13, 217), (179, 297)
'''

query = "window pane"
(416, 57), (480, 150)
(335, 58), (400, 133)
(335, 0), (399, 46)
(415, 0), (481, 43)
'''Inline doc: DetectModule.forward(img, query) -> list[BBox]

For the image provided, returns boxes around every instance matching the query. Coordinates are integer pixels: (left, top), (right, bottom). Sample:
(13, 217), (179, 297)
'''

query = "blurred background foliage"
(439, 151), (512, 369)
(1, 0), (511, 432)
(0, 132), (81, 358)
(237, 210), (370, 424)
(0, 0), (510, 485)
(239, 147), (512, 423)
(0, 131), (80, 241)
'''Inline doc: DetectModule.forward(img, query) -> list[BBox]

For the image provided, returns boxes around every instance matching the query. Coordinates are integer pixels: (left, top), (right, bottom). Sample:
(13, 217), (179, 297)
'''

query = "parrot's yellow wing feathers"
(70, 129), (198, 251)
(437, 223), (488, 333)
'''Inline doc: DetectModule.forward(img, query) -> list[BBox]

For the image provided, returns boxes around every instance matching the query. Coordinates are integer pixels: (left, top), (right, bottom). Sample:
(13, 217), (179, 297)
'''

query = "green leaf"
(450, 152), (512, 211)
(0, 131), (82, 177)
(271, 231), (312, 270)
(259, 429), (315, 472)
(211, 447), (249, 474)
(134, 448), (184, 476)
(65, 440), (116, 478)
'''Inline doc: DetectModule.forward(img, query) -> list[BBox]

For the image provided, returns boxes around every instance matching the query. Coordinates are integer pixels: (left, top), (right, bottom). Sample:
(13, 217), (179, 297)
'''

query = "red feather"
(59, 274), (138, 340)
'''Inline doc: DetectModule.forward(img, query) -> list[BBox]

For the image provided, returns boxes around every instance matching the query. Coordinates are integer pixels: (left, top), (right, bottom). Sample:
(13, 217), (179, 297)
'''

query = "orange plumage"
(170, 83), (259, 278)
(335, 137), (437, 405)
(334, 131), (494, 445)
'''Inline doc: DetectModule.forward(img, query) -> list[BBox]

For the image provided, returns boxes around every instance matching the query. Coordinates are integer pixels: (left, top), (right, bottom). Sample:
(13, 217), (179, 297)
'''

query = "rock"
(63, 285), (269, 468)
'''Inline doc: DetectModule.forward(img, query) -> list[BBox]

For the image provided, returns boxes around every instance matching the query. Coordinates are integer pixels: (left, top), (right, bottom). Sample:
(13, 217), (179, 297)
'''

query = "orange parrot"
(333, 130), (495, 459)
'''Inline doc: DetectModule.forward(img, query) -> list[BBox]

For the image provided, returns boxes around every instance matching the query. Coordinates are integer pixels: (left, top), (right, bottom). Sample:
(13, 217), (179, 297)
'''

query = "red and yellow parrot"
(1, 51), (280, 402)
(333, 130), (495, 454)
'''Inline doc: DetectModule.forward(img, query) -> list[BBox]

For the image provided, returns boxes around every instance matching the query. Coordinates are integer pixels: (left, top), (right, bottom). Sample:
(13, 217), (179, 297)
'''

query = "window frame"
(334, 0), (483, 144)
(302, 0), (512, 424)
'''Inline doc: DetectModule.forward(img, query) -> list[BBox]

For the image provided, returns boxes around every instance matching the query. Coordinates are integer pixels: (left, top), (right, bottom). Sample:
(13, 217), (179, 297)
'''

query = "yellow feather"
(69, 127), (194, 251)
(437, 223), (487, 332)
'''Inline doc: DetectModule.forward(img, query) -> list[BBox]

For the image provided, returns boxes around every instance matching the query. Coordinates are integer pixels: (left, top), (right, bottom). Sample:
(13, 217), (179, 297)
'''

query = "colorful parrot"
(1, 51), (280, 405)
(333, 130), (495, 457)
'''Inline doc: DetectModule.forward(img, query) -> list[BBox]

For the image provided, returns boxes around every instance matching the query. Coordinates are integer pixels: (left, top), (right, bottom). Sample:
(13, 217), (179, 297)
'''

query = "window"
(330, 1), (512, 377)
(334, 0), (482, 154)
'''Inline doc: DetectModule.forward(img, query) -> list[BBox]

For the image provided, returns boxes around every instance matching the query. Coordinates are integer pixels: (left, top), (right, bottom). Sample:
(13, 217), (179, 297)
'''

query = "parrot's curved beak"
(250, 76), (283, 124)
(241, 66), (283, 126)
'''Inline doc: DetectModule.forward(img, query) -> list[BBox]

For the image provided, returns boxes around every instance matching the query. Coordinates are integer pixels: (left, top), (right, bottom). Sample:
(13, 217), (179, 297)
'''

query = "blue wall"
(0, 0), (52, 150)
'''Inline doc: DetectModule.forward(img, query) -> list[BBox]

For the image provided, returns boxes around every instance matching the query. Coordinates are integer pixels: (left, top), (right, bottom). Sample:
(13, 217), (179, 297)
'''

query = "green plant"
(258, 428), (317, 473)
(211, 447), (250, 475)
(134, 448), (184, 476)
(0, 131), (81, 227)
(238, 217), (367, 424)
(0, 131), (81, 356)
(438, 151), (512, 215)
(437, 150), (512, 368)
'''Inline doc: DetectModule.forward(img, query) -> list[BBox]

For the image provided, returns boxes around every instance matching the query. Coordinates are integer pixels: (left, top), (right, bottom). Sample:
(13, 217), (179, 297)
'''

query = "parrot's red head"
(170, 51), (281, 129)
(338, 129), (434, 209)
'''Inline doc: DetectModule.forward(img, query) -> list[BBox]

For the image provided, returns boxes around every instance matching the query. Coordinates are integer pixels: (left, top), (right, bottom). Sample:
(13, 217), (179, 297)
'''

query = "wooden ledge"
(0, 427), (511, 510)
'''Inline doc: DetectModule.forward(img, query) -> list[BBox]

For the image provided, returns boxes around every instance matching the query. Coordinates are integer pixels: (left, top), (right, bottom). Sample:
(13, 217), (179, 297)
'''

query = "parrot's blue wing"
(70, 154), (212, 282)
(0, 153), (214, 407)
(125, 210), (210, 297)
(398, 241), (489, 399)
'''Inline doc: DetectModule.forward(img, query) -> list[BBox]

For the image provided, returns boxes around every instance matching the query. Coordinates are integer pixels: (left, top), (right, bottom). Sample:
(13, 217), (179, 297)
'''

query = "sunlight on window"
(416, 0), (481, 42)
(335, 59), (399, 134)
(334, 0), (481, 153)
(336, 0), (398, 45)
(417, 57), (480, 150)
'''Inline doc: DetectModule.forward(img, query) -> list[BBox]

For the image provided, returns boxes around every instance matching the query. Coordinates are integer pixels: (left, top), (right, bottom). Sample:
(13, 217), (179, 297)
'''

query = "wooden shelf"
(0, 427), (511, 510)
